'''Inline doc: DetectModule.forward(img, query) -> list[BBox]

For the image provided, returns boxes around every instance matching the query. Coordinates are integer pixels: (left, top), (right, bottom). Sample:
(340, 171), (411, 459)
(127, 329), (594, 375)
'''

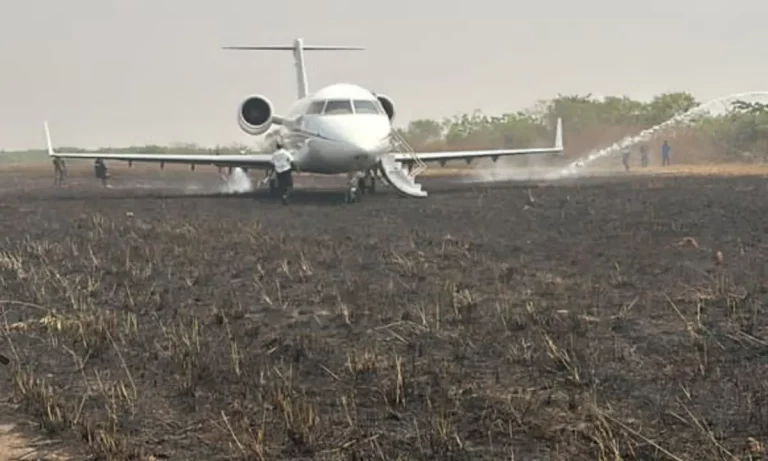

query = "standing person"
(640, 145), (649, 168)
(94, 159), (110, 187)
(270, 141), (294, 204)
(621, 146), (631, 171)
(52, 157), (66, 186)
(59, 158), (67, 184)
(661, 140), (671, 166)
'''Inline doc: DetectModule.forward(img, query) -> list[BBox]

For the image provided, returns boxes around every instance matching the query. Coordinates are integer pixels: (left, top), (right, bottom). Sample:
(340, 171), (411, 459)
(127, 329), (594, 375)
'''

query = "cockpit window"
(323, 99), (353, 115)
(306, 100), (325, 114)
(352, 99), (381, 114)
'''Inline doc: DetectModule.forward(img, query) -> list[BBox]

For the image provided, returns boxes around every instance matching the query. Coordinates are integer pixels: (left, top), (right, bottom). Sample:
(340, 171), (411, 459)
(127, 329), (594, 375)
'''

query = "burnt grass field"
(1, 165), (767, 460)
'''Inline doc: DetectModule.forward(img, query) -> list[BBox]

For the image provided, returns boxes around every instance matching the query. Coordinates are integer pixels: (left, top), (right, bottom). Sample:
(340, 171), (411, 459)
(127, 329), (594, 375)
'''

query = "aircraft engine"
(238, 95), (274, 136)
(375, 94), (395, 121)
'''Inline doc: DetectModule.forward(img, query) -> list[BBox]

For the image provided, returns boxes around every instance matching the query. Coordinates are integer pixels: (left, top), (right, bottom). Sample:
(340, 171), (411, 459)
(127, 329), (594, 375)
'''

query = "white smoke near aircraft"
(219, 167), (253, 194)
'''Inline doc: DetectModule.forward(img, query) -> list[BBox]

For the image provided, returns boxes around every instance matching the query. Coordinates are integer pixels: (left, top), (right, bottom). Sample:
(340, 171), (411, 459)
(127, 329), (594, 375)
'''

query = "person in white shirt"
(271, 141), (295, 203)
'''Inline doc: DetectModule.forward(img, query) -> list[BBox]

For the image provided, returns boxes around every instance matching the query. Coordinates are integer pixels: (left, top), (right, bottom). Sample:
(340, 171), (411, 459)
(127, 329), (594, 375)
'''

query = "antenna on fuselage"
(221, 38), (365, 100)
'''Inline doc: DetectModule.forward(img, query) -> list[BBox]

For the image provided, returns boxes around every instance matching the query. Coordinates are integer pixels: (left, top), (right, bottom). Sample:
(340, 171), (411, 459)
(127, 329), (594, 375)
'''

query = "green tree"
(643, 92), (700, 125)
(403, 119), (443, 147)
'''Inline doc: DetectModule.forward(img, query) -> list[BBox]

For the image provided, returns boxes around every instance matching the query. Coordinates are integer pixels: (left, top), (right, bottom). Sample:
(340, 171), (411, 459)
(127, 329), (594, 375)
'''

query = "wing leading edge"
(393, 117), (564, 165)
(42, 122), (274, 169)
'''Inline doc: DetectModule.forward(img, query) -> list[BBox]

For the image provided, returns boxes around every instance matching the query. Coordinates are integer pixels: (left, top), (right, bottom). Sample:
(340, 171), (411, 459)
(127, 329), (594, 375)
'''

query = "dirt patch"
(0, 400), (76, 461)
(0, 167), (766, 460)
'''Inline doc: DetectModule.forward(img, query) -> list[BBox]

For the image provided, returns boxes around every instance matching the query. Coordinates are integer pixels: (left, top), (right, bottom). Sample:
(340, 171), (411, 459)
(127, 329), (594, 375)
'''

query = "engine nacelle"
(375, 94), (395, 122)
(238, 95), (274, 136)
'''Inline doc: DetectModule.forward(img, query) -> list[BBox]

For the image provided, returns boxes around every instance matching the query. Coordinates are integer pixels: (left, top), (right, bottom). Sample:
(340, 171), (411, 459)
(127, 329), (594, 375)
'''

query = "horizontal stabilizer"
(222, 45), (365, 51)
(221, 37), (365, 98)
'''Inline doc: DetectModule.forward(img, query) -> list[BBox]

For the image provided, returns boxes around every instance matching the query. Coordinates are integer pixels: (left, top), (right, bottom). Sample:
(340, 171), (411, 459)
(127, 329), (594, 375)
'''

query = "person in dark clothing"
(94, 159), (110, 186)
(621, 147), (631, 171)
(52, 157), (66, 186)
(661, 140), (671, 166)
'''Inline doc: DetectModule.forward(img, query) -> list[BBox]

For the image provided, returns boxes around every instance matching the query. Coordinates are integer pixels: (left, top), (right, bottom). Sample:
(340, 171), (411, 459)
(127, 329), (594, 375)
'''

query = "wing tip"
(43, 120), (56, 156)
(554, 117), (564, 151)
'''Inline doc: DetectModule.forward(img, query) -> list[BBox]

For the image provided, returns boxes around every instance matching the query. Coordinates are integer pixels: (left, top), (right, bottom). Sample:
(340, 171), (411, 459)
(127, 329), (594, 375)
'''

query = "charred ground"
(0, 166), (767, 460)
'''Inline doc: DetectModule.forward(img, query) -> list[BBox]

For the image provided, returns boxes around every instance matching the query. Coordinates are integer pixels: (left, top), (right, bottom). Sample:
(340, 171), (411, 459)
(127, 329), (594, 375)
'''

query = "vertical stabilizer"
(222, 38), (365, 99)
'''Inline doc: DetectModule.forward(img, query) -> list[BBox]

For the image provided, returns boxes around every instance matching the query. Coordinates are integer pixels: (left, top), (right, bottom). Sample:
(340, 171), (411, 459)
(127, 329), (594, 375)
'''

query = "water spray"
(219, 167), (253, 194)
(463, 91), (768, 183)
(554, 91), (768, 179)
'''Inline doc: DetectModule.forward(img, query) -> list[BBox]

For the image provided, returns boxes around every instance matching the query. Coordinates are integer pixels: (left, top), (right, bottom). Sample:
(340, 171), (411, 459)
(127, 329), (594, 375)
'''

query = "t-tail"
(221, 38), (365, 99)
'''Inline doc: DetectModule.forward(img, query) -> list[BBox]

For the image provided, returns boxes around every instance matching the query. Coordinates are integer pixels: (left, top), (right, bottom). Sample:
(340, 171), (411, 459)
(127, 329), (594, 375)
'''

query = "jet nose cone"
(347, 133), (391, 153)
(320, 116), (391, 154)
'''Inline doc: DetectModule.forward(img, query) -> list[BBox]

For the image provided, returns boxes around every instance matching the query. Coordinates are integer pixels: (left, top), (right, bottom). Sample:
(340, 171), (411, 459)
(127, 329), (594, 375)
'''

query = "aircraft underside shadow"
(30, 175), (554, 205)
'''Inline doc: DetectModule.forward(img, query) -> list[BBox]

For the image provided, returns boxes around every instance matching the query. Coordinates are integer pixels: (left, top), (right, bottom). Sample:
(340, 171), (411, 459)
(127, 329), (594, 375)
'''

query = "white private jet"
(42, 37), (564, 203)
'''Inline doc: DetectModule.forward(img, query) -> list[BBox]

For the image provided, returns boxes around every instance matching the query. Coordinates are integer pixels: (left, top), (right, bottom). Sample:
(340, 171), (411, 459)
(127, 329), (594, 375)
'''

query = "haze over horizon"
(2, 0), (767, 150)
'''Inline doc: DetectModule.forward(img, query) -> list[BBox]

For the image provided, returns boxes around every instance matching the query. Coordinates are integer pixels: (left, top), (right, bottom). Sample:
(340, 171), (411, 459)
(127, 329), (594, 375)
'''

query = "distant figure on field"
(215, 149), (228, 180)
(271, 141), (294, 204)
(621, 147), (631, 171)
(661, 140), (670, 166)
(93, 159), (110, 187)
(52, 157), (66, 186)
(639, 145), (649, 168)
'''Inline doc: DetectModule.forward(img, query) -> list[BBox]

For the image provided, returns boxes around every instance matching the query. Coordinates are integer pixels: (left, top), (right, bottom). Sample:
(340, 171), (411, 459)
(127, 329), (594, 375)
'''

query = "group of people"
(621, 140), (671, 171)
(51, 157), (110, 187)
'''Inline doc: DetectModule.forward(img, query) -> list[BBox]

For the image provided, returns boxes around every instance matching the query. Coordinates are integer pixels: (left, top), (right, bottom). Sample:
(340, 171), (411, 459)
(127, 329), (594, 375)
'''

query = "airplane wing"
(42, 122), (274, 169)
(393, 117), (564, 166)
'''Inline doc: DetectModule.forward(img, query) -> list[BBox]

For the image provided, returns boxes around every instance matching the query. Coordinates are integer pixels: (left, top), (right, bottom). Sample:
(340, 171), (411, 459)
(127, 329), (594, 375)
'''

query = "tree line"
(397, 92), (768, 164)
(4, 92), (768, 164)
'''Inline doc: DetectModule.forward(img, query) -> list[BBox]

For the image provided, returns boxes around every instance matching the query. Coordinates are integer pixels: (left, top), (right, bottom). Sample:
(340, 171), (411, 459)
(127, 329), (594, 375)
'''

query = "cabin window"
(306, 100), (325, 114)
(323, 99), (353, 115)
(352, 99), (380, 114)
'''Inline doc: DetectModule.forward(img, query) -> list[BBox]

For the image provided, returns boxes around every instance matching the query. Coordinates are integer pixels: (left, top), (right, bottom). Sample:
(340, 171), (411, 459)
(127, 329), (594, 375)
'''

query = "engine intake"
(238, 95), (274, 136)
(375, 94), (395, 121)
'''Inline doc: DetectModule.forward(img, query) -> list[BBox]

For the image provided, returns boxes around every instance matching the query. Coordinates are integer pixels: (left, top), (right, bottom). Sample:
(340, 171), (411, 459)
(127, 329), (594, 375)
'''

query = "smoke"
(219, 168), (253, 194)
(460, 151), (567, 183)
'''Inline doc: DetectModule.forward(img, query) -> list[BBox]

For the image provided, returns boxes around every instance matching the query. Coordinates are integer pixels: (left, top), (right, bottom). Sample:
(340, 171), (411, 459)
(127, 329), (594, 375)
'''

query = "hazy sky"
(2, 0), (767, 150)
